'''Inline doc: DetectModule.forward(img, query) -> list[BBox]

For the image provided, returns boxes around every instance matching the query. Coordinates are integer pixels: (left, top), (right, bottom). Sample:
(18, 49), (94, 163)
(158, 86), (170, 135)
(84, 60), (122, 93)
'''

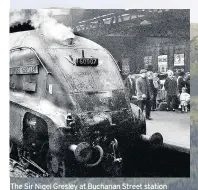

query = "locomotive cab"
(10, 30), (161, 177)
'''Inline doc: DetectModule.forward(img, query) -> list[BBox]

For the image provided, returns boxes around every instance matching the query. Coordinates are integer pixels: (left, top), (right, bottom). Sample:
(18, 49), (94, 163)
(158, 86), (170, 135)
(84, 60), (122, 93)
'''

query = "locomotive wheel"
(47, 153), (66, 177)
(17, 146), (30, 169)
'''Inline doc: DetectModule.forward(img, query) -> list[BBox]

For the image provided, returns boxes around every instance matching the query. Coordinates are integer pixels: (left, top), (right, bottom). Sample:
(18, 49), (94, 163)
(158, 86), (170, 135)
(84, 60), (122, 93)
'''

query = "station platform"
(146, 110), (190, 149)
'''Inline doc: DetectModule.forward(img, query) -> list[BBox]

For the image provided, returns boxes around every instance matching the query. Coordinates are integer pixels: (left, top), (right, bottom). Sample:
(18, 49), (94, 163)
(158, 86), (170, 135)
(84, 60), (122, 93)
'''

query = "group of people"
(164, 70), (190, 112)
(125, 69), (190, 120)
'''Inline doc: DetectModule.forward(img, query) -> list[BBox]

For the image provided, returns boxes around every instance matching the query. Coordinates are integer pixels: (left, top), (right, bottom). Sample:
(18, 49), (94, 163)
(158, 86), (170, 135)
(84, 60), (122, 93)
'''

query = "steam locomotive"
(10, 28), (163, 177)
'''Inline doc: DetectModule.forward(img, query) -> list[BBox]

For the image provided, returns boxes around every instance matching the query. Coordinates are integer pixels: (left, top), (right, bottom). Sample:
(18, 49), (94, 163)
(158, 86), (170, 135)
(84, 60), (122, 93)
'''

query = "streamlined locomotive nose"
(9, 27), (167, 177)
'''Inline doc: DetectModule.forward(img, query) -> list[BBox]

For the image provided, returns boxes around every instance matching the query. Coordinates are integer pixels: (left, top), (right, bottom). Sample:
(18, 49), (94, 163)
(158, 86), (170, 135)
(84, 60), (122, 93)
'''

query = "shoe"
(172, 109), (175, 111)
(166, 108), (170, 111)
(146, 117), (153, 120)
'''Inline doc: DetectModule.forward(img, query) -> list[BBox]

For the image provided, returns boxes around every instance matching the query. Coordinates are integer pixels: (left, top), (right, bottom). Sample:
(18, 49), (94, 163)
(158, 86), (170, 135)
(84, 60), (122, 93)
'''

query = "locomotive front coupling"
(68, 138), (122, 168)
(65, 110), (164, 168)
(69, 142), (104, 167)
(67, 132), (164, 172)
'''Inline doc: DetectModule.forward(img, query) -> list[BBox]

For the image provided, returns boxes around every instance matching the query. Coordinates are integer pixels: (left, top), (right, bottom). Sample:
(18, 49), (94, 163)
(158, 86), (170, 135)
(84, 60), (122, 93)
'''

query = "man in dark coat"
(183, 72), (190, 94)
(136, 69), (153, 120)
(177, 71), (185, 94)
(147, 71), (157, 110)
(125, 73), (136, 100)
(164, 70), (178, 111)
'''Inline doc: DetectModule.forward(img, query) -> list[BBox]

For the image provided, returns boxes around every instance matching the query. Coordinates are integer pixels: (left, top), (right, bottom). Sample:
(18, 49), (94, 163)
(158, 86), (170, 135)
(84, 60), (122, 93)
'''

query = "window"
(174, 54), (184, 66)
(144, 56), (152, 65)
(158, 55), (168, 73)
(22, 75), (37, 92)
(10, 49), (39, 92)
(10, 74), (37, 92)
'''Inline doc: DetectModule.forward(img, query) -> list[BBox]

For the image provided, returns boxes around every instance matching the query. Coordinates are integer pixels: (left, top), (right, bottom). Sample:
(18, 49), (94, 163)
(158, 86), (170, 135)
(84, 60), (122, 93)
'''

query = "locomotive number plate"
(76, 58), (98, 66)
(10, 65), (39, 75)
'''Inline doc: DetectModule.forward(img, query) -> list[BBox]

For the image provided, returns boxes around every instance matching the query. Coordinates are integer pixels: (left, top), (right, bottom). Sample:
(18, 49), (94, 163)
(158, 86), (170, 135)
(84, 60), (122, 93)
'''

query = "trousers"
(167, 95), (177, 109)
(152, 92), (157, 109)
(138, 99), (151, 118)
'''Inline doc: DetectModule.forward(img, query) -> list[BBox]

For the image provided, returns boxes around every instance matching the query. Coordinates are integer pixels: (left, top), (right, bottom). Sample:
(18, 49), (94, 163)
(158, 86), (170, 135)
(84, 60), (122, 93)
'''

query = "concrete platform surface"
(146, 110), (190, 149)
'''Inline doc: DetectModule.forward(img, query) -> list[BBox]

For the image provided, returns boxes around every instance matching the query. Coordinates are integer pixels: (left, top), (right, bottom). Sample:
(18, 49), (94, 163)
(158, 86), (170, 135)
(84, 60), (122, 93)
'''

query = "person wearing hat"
(136, 69), (153, 120)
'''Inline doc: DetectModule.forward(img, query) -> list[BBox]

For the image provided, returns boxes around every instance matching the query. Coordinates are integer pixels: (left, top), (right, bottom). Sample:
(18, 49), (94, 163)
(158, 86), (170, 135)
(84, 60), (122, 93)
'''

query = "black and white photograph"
(9, 9), (190, 178)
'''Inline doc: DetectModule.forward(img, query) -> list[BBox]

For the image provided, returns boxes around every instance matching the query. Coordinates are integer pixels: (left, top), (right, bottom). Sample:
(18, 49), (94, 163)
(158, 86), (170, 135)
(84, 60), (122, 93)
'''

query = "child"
(179, 87), (190, 112)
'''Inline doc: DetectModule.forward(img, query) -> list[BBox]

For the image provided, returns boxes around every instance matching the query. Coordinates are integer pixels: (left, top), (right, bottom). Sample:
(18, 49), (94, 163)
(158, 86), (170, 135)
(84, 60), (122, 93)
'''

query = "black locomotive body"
(10, 29), (161, 177)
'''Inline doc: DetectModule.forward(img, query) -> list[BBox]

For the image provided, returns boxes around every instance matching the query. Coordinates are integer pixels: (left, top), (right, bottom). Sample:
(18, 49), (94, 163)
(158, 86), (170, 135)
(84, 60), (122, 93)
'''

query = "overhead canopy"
(71, 9), (189, 38)
(54, 9), (189, 39)
(10, 9), (190, 39)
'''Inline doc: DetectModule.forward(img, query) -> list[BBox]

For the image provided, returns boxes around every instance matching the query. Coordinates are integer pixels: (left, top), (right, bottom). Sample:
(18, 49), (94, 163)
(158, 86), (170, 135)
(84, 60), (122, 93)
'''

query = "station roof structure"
(54, 9), (190, 39)
(9, 9), (190, 39)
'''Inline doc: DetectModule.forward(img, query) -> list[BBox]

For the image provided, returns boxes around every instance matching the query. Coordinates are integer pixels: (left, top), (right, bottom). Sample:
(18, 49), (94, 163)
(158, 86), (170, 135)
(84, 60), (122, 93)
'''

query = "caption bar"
(10, 182), (168, 190)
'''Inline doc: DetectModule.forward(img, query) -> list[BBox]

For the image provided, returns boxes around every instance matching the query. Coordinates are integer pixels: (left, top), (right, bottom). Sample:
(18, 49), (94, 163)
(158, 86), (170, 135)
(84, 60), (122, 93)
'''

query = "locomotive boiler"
(10, 28), (163, 177)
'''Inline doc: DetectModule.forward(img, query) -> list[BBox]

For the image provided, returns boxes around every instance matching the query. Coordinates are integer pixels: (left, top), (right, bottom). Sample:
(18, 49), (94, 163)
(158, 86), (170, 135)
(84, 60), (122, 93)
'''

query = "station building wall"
(92, 36), (190, 78)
